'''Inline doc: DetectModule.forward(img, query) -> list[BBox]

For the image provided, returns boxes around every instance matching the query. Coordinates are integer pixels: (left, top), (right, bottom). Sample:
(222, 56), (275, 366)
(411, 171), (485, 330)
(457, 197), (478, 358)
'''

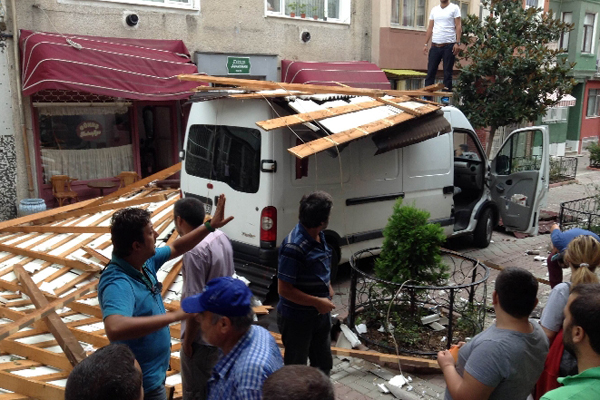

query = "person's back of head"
(174, 197), (206, 229)
(65, 343), (143, 400)
(495, 267), (539, 318)
(298, 191), (333, 228)
(564, 235), (600, 287)
(569, 283), (600, 356)
(110, 208), (152, 258)
(262, 365), (334, 400)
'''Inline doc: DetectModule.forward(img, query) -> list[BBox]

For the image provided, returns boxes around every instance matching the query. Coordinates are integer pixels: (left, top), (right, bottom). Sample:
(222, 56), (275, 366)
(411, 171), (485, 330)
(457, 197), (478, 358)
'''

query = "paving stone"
(347, 381), (372, 395)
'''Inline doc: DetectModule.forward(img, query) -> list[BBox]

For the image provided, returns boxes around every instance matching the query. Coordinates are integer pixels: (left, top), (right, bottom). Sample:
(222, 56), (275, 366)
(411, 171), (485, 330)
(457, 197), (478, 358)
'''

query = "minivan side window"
(495, 130), (543, 175)
(185, 125), (261, 193)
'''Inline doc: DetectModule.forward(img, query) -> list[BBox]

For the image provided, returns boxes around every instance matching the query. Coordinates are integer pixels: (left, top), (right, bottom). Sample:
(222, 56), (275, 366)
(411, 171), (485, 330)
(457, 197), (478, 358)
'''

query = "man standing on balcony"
(423, 0), (462, 101)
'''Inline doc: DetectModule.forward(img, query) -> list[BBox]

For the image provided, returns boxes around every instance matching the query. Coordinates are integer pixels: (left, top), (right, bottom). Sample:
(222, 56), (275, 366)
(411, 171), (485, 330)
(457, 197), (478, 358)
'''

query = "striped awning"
(548, 91), (577, 107)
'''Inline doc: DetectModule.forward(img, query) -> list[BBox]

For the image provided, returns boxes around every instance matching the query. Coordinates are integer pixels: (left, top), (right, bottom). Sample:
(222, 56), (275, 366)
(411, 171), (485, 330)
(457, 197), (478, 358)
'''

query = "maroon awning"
(281, 60), (391, 90)
(20, 30), (200, 101)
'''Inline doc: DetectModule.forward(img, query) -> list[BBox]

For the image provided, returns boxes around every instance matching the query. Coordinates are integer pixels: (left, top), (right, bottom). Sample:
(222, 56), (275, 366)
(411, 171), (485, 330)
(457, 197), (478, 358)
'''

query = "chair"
(50, 175), (78, 207)
(117, 171), (141, 188)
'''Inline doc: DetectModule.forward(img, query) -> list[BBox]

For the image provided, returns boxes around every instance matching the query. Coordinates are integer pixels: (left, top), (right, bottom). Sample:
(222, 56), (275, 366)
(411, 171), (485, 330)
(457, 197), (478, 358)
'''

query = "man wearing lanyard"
(423, 0), (462, 101)
(99, 195), (233, 400)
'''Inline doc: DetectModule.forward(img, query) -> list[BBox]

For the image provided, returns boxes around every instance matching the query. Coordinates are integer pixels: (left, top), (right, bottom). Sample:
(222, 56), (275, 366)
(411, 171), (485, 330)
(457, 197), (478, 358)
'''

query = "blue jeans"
(425, 43), (455, 93)
(145, 384), (167, 400)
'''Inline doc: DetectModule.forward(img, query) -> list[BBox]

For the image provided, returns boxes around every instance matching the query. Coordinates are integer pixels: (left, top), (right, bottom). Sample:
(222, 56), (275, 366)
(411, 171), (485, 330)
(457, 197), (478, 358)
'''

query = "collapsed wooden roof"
(178, 74), (452, 159)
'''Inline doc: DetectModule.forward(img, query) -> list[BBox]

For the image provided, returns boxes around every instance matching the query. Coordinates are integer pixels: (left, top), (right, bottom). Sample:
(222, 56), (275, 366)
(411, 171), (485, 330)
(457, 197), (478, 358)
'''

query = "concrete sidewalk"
(326, 154), (600, 399)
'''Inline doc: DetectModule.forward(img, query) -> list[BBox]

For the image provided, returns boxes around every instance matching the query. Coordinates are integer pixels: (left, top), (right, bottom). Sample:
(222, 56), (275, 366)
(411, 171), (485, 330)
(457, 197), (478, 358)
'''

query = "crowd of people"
(62, 189), (600, 400)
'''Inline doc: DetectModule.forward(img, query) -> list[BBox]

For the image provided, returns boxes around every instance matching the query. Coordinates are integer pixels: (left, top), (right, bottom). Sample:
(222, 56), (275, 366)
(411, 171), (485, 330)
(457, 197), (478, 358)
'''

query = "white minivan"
(180, 97), (549, 296)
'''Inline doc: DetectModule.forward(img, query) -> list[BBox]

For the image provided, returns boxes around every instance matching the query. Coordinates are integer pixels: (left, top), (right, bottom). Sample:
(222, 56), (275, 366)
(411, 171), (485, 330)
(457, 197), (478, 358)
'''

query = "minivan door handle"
(495, 184), (505, 193)
(261, 160), (277, 173)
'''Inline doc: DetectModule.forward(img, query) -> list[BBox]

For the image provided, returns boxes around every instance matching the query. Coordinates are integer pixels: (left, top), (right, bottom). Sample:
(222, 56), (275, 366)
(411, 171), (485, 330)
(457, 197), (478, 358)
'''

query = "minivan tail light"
(260, 206), (277, 243)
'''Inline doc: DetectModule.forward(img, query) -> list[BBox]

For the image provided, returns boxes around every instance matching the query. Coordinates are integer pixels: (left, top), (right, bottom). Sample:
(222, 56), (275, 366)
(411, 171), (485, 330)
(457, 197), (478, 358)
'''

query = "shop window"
(450, 0), (469, 19)
(560, 12), (572, 51)
(185, 124), (261, 193)
(78, 0), (198, 10)
(391, 0), (427, 28)
(266, 0), (348, 22)
(542, 107), (568, 123)
(38, 109), (134, 184)
(582, 13), (596, 54)
(587, 89), (600, 117)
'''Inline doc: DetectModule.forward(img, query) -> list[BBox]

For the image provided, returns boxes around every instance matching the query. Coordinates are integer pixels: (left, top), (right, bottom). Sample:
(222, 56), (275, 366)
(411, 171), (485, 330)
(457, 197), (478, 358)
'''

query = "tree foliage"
(456, 0), (575, 155)
(375, 199), (448, 285)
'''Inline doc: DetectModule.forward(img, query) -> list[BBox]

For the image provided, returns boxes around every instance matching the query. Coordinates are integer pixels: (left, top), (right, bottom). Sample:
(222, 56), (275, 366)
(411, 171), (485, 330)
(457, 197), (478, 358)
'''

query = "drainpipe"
(9, 0), (35, 198)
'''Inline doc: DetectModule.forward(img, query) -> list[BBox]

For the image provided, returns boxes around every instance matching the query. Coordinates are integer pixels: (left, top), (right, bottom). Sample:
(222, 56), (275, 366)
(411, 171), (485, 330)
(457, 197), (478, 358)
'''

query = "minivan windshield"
(185, 124), (261, 193)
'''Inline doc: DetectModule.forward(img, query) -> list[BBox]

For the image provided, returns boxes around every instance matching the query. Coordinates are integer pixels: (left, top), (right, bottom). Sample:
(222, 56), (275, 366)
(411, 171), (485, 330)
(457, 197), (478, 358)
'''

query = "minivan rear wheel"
(473, 208), (494, 248)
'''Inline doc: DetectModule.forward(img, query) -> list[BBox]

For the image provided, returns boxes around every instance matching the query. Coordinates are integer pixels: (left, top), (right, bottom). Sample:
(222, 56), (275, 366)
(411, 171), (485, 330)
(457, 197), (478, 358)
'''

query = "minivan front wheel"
(473, 208), (494, 248)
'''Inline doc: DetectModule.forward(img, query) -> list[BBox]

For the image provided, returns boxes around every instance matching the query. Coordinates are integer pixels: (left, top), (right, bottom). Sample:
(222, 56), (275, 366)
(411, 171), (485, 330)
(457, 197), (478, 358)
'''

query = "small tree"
(375, 199), (448, 285)
(456, 0), (575, 157)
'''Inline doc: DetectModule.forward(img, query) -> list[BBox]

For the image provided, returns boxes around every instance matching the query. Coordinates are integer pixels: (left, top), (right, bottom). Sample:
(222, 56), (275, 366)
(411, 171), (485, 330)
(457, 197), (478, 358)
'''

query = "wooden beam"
(256, 96), (413, 131)
(0, 340), (73, 371)
(0, 280), (98, 341)
(287, 111), (416, 159)
(14, 265), (87, 367)
(161, 259), (182, 297)
(375, 97), (435, 116)
(230, 91), (310, 99)
(0, 226), (110, 234)
(0, 199), (96, 231)
(481, 259), (550, 286)
(85, 163), (182, 208)
(0, 243), (96, 272)
(34, 194), (168, 225)
(81, 246), (110, 265)
(0, 370), (64, 400)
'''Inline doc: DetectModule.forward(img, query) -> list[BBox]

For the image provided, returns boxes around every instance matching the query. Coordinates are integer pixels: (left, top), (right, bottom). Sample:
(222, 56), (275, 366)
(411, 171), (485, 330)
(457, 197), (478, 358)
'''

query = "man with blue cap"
(182, 277), (283, 400)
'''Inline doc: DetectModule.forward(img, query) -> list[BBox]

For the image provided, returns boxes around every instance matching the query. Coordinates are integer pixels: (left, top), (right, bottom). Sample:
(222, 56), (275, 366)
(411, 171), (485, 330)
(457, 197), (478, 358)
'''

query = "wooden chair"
(117, 171), (141, 188)
(50, 175), (78, 207)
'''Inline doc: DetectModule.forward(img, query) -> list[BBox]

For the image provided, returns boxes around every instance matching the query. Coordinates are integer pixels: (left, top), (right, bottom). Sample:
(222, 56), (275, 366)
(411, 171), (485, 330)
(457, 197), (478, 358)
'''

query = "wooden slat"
(161, 259), (182, 297)
(0, 360), (42, 371)
(375, 97), (433, 116)
(34, 194), (168, 225)
(14, 265), (87, 367)
(0, 244), (97, 272)
(0, 340), (72, 372)
(287, 111), (416, 158)
(256, 96), (413, 131)
(0, 226), (110, 234)
(0, 280), (98, 341)
(85, 162), (181, 208)
(81, 246), (110, 265)
(0, 199), (96, 231)
(230, 91), (310, 99)
(0, 370), (64, 400)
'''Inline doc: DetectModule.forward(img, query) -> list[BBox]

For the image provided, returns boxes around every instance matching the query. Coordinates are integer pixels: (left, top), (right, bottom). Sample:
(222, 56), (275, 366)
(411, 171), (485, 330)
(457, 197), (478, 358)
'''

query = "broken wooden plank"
(85, 162), (181, 208)
(230, 91), (311, 99)
(161, 259), (182, 297)
(287, 111), (415, 159)
(0, 243), (96, 272)
(14, 265), (87, 367)
(0, 226), (110, 234)
(34, 194), (168, 225)
(0, 370), (64, 400)
(0, 199), (96, 231)
(375, 97), (434, 116)
(0, 280), (98, 341)
(81, 246), (110, 265)
(0, 340), (73, 372)
(256, 96), (413, 131)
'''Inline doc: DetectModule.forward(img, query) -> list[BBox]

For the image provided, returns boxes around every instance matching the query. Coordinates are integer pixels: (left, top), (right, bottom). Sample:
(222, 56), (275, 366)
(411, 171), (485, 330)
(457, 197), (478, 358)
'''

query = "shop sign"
(76, 121), (102, 141)
(227, 56), (251, 74)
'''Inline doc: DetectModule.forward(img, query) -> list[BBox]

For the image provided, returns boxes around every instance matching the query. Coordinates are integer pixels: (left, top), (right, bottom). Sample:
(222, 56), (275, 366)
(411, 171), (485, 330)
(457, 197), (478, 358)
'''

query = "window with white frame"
(560, 12), (572, 51)
(450, 0), (469, 19)
(542, 107), (568, 123)
(587, 89), (600, 117)
(81, 0), (198, 9)
(266, 0), (348, 22)
(525, 0), (543, 8)
(583, 13), (596, 53)
(391, 0), (427, 29)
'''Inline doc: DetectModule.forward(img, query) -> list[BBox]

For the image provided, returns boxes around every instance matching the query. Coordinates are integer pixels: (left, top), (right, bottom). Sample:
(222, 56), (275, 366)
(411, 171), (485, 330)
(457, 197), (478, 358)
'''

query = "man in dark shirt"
(277, 191), (336, 376)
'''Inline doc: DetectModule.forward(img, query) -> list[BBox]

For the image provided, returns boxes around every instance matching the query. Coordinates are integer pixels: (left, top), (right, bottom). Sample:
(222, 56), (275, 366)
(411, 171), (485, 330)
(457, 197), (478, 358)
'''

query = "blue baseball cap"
(181, 277), (252, 317)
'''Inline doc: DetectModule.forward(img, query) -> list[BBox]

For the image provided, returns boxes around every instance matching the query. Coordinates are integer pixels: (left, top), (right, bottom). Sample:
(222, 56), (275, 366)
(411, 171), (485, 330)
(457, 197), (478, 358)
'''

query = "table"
(87, 181), (118, 197)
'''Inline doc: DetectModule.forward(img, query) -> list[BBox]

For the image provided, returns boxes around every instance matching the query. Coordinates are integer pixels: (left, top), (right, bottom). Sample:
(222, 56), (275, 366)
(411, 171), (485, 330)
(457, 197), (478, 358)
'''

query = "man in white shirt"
(423, 0), (462, 99)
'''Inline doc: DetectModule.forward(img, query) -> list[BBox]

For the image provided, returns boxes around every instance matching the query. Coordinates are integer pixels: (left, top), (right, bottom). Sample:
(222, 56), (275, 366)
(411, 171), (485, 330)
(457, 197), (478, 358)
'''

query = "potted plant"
(298, 3), (307, 18)
(288, 2), (297, 17)
(312, 6), (319, 20)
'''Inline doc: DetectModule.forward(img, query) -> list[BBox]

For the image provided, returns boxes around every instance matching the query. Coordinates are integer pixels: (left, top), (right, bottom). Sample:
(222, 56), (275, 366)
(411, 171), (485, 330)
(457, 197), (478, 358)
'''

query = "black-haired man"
(262, 365), (335, 400)
(65, 343), (143, 400)
(174, 197), (234, 400)
(99, 195), (233, 400)
(541, 283), (600, 399)
(438, 267), (549, 400)
(277, 191), (336, 376)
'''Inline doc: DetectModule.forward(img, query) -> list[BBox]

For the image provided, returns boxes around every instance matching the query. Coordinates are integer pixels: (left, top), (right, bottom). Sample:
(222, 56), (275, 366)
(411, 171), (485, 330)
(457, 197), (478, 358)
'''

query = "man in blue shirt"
(99, 194), (233, 400)
(181, 277), (283, 400)
(548, 224), (600, 287)
(277, 191), (336, 376)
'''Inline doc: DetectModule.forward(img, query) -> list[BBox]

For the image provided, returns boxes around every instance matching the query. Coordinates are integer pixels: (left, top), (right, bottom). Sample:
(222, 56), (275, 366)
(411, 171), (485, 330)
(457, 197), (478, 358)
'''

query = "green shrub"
(375, 199), (448, 285)
(587, 142), (600, 165)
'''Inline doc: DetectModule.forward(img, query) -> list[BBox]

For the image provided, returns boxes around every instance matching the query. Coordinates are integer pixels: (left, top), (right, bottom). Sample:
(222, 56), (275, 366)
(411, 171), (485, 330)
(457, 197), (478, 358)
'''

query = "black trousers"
(277, 312), (333, 376)
(425, 43), (455, 93)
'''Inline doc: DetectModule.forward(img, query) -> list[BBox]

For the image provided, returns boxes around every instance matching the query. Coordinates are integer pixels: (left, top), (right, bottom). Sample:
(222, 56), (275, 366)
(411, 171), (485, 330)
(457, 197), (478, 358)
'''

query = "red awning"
(281, 60), (391, 90)
(20, 30), (200, 101)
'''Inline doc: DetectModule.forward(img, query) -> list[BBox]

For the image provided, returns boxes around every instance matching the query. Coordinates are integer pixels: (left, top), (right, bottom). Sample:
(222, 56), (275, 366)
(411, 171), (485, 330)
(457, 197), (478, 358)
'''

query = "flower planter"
(348, 247), (489, 356)
(290, 12), (296, 17)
